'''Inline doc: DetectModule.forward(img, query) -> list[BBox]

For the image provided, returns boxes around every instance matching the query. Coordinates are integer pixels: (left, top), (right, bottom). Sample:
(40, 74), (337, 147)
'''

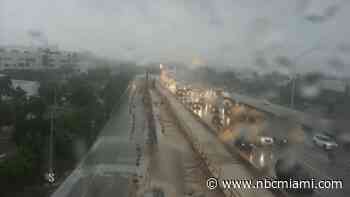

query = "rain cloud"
(1, 0), (350, 74)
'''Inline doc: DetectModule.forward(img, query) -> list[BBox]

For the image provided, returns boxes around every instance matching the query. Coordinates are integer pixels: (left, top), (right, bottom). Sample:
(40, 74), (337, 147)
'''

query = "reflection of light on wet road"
(218, 128), (239, 142)
(259, 153), (265, 167)
(198, 108), (203, 118)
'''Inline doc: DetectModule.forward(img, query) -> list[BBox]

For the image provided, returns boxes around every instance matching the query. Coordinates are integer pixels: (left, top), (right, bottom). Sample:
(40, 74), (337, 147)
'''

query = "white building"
(12, 80), (40, 97)
(0, 46), (78, 70)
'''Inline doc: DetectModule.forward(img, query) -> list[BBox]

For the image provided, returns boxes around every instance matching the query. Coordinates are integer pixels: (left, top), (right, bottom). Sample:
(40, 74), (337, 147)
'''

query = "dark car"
(235, 136), (254, 152)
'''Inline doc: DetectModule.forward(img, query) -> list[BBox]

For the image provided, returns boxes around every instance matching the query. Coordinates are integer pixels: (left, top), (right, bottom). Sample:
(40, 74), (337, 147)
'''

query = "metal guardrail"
(145, 84), (158, 146)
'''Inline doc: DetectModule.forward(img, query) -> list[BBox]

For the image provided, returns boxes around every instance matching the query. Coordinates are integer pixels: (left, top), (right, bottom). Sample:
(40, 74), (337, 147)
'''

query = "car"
(259, 136), (274, 146)
(191, 102), (202, 111)
(262, 100), (270, 105)
(312, 134), (338, 150)
(210, 106), (219, 114)
(211, 115), (223, 128)
(235, 137), (255, 152)
(277, 138), (288, 146)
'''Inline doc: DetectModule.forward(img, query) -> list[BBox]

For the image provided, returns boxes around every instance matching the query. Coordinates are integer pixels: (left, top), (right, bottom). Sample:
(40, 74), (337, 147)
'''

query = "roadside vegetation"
(0, 65), (138, 196)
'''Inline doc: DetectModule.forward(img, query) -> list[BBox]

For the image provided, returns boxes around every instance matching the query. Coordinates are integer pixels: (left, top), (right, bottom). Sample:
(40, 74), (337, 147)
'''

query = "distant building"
(11, 79), (40, 97)
(0, 45), (79, 70)
(0, 74), (40, 100)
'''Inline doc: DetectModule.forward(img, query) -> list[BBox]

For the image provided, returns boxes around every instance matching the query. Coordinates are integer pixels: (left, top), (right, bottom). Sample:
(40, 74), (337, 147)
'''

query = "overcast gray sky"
(1, 0), (350, 75)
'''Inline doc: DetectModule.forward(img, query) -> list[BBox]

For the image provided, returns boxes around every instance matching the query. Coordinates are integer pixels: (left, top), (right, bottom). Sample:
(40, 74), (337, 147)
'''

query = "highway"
(160, 68), (348, 197)
(156, 82), (280, 197)
(229, 92), (333, 132)
(51, 76), (224, 197)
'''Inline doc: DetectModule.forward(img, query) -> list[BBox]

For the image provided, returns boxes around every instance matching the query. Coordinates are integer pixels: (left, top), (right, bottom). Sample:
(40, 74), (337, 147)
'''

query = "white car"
(262, 100), (270, 105)
(312, 134), (338, 150)
(259, 136), (274, 146)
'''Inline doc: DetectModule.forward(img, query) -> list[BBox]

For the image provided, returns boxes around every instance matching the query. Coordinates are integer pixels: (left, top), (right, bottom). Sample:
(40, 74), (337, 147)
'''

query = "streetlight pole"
(47, 86), (56, 183)
(288, 43), (321, 109)
(290, 75), (296, 108)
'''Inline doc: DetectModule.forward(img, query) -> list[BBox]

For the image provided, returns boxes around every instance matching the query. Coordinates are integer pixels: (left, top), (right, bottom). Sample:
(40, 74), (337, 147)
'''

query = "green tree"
(0, 102), (15, 125)
(39, 81), (59, 105)
(68, 79), (96, 107)
(0, 76), (13, 101)
(87, 66), (111, 81)
(13, 86), (26, 100)
(0, 146), (37, 187)
(25, 97), (47, 118)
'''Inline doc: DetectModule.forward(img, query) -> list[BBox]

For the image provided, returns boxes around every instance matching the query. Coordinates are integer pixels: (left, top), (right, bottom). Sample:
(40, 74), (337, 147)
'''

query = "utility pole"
(290, 76), (296, 108)
(288, 38), (326, 109)
(47, 86), (56, 183)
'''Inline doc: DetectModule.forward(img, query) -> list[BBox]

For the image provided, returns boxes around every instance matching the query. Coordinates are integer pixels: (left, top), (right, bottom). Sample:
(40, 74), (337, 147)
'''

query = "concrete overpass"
(222, 92), (334, 133)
